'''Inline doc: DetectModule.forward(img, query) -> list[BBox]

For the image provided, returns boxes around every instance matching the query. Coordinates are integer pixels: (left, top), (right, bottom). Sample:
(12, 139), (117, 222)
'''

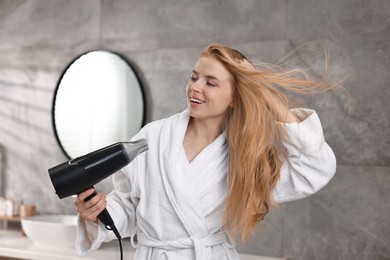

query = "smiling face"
(186, 56), (235, 124)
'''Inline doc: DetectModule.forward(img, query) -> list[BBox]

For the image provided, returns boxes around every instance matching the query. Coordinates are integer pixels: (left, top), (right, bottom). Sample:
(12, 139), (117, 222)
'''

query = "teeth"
(190, 97), (204, 104)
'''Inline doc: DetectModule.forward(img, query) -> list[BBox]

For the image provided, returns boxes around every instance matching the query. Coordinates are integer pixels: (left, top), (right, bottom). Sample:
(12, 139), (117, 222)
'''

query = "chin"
(187, 107), (203, 119)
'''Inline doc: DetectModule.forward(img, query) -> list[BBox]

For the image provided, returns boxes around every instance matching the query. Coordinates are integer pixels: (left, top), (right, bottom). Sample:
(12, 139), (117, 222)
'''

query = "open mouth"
(190, 97), (205, 104)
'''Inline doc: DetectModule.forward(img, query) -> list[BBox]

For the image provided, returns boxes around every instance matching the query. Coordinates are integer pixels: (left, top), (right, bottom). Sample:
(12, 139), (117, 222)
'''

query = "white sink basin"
(21, 215), (77, 248)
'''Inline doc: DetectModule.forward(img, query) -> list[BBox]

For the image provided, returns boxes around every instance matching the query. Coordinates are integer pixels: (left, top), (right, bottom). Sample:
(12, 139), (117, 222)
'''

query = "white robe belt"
(136, 231), (231, 259)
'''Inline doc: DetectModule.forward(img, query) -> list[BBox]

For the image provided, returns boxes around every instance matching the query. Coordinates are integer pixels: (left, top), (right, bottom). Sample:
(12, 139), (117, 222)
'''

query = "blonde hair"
(200, 43), (350, 241)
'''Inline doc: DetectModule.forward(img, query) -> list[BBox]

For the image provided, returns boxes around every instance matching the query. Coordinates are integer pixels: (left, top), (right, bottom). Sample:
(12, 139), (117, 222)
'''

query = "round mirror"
(52, 50), (145, 159)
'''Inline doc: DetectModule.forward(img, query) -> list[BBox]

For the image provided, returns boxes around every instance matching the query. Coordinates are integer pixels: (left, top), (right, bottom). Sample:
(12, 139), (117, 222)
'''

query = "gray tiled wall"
(0, 1), (388, 259)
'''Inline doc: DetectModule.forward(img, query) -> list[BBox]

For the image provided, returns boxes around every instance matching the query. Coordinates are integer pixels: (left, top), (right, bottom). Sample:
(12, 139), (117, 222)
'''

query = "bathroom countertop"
(0, 229), (127, 260)
(0, 229), (283, 260)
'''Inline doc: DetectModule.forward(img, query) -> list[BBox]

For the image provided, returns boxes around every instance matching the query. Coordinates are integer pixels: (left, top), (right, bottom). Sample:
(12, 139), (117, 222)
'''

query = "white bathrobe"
(76, 108), (336, 260)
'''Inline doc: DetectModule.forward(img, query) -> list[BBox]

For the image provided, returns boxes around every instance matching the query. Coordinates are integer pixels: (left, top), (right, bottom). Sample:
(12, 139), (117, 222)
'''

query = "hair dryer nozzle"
(121, 138), (148, 162)
(48, 138), (148, 199)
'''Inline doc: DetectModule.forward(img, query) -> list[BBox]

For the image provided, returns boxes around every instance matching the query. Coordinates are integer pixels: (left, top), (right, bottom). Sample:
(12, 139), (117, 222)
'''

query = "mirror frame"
(51, 50), (147, 159)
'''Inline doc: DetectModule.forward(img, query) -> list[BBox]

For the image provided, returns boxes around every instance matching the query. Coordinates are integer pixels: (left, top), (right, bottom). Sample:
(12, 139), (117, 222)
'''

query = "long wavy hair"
(200, 43), (349, 241)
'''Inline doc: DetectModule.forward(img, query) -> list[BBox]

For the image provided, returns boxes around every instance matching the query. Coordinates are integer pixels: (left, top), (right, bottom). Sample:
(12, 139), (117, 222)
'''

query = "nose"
(190, 79), (203, 93)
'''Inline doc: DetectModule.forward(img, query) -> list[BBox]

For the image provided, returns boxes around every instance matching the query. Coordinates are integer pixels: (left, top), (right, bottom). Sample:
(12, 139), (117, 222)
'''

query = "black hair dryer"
(48, 138), (148, 236)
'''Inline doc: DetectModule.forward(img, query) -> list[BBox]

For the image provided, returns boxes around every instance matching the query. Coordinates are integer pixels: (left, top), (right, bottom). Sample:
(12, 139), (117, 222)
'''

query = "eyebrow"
(191, 70), (220, 81)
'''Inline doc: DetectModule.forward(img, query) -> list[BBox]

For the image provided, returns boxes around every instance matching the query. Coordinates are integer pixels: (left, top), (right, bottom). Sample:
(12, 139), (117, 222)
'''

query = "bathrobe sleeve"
(272, 108), (336, 203)
(75, 153), (140, 256)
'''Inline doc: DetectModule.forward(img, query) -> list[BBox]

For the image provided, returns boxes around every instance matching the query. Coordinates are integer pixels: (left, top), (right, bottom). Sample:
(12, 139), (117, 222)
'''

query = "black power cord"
(84, 190), (123, 260)
(105, 224), (123, 260)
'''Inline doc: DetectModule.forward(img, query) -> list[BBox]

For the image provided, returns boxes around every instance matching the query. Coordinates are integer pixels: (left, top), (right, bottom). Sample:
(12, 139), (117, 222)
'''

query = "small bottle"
(20, 203), (36, 218)
(0, 197), (5, 215)
(5, 199), (13, 217)
(13, 200), (21, 216)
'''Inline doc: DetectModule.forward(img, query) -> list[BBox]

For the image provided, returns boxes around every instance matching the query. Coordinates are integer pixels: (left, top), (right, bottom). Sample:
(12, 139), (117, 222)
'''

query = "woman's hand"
(74, 188), (107, 224)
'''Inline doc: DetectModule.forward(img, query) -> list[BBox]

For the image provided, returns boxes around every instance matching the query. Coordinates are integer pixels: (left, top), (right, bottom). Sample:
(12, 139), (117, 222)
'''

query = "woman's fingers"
(77, 188), (95, 202)
(87, 199), (107, 221)
(74, 189), (107, 222)
(79, 197), (107, 222)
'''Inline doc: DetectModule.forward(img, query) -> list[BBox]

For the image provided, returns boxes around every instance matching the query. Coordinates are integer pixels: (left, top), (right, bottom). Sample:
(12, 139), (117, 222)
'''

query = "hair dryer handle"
(83, 188), (117, 233)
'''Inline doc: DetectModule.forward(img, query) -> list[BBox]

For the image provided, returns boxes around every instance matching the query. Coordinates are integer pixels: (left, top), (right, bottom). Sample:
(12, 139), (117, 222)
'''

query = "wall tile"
(100, 0), (286, 52)
(286, 0), (390, 40)
(284, 33), (390, 166)
(0, 0), (100, 51)
(282, 165), (390, 260)
(236, 209), (284, 258)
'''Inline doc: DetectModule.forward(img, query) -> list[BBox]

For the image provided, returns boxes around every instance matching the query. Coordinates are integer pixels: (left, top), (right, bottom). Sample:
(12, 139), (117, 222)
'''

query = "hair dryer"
(48, 138), (148, 241)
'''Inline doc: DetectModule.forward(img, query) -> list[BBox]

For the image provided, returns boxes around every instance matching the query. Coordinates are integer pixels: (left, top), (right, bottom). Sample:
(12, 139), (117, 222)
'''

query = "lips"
(190, 97), (205, 104)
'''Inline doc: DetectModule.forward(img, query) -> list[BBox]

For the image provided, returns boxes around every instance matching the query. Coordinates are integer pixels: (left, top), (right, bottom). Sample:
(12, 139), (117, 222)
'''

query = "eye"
(207, 81), (216, 87)
(190, 75), (198, 82)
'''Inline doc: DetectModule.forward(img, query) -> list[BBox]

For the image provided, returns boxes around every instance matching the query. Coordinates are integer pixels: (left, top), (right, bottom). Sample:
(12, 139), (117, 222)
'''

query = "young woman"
(74, 44), (337, 259)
